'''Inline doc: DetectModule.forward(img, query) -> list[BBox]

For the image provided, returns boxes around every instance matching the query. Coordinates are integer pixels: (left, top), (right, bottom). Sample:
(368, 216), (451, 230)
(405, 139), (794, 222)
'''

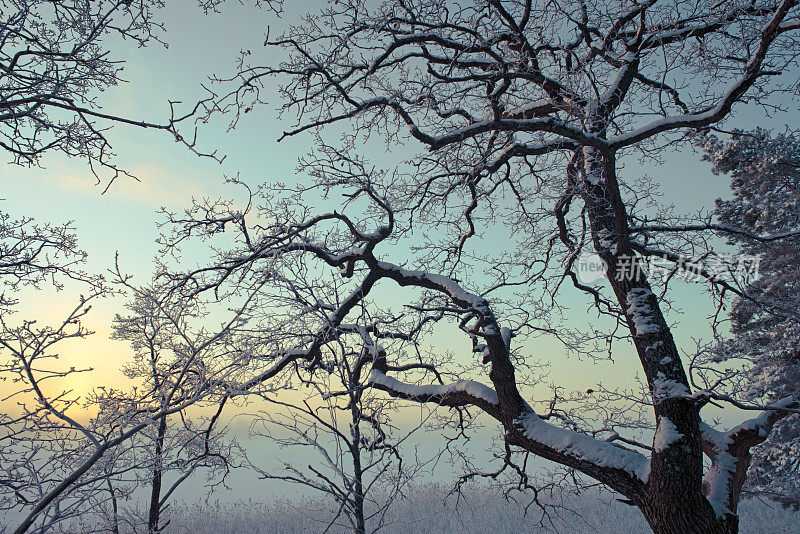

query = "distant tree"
(0, 261), (254, 534)
(250, 325), (427, 534)
(0, 292), (108, 533)
(109, 280), (242, 534)
(0, 206), (113, 533)
(698, 128), (800, 509)
(163, 2), (800, 533)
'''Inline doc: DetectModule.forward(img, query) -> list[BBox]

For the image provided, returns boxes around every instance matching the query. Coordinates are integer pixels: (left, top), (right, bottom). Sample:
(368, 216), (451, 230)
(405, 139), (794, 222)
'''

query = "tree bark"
(147, 414), (167, 533)
(350, 404), (366, 534)
(641, 501), (737, 534)
(580, 149), (738, 533)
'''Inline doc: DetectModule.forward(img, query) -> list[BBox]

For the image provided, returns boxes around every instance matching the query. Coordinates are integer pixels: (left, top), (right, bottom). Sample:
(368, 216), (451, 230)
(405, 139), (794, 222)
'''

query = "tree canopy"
(4, 2), (800, 533)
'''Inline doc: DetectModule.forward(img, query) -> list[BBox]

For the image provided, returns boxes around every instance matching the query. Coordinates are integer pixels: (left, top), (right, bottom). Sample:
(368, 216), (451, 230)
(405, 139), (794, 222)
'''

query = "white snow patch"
(517, 412), (650, 482)
(653, 417), (683, 453)
(501, 327), (513, 349)
(652, 372), (691, 403)
(369, 369), (499, 405)
(626, 288), (661, 336)
(596, 228), (618, 254)
(349, 243), (367, 255)
(482, 325), (498, 336)
(699, 421), (731, 451)
(705, 451), (736, 518)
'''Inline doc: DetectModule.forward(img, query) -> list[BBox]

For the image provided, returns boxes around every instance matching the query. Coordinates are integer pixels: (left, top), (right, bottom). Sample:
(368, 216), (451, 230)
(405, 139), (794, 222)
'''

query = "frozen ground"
(166, 484), (799, 534)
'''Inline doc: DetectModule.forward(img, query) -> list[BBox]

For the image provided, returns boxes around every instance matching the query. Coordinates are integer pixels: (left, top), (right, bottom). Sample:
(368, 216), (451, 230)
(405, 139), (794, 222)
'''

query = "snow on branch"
(609, 0), (799, 149)
(730, 397), (800, 437)
(516, 412), (651, 484)
(700, 421), (740, 518)
(700, 397), (800, 518)
(373, 261), (487, 309)
(368, 369), (501, 418)
(369, 369), (498, 404)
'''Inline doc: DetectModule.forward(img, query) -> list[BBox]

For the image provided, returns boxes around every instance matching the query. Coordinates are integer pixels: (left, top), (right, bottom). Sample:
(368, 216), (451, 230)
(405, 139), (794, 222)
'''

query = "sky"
(3, 1), (306, 397)
(3, 0), (799, 505)
(1, 1), (716, 390)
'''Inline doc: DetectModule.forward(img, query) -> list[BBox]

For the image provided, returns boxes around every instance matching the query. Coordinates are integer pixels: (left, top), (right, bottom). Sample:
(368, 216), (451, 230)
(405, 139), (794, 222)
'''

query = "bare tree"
(0, 293), (106, 533)
(0, 205), (113, 532)
(109, 278), (244, 534)
(0, 259), (264, 534)
(161, 1), (800, 533)
(249, 324), (429, 534)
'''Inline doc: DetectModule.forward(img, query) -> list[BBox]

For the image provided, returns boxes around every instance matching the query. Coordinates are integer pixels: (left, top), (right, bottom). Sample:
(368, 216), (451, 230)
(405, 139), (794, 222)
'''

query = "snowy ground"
(166, 485), (799, 534)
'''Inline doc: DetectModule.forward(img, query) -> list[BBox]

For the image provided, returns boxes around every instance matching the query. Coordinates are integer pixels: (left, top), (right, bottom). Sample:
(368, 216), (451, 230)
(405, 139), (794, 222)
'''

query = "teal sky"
(3, 0), (798, 503)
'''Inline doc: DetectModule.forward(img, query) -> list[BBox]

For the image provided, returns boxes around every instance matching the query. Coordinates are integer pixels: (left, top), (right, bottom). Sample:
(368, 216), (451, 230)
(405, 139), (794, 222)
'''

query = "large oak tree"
(165, 1), (800, 532)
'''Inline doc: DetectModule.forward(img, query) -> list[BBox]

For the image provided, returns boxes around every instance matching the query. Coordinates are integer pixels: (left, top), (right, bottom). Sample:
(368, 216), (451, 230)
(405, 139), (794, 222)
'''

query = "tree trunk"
(350, 403), (366, 534)
(578, 148), (740, 534)
(147, 414), (167, 533)
(106, 478), (120, 534)
(641, 499), (738, 534)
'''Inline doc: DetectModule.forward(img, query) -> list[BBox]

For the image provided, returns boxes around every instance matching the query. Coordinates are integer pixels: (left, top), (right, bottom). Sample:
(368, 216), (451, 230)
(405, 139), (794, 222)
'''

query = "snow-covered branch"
(512, 411), (650, 489)
(368, 368), (502, 420)
(700, 397), (800, 518)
